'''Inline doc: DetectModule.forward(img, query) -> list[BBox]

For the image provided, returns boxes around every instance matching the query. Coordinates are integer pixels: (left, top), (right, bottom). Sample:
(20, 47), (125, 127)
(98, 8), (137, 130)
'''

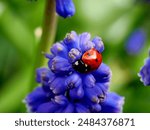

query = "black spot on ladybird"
(87, 53), (91, 56)
(95, 59), (98, 62)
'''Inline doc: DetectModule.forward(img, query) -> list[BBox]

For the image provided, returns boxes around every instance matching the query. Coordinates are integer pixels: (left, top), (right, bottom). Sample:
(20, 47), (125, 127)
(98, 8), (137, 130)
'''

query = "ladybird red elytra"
(82, 48), (102, 71)
(72, 48), (102, 73)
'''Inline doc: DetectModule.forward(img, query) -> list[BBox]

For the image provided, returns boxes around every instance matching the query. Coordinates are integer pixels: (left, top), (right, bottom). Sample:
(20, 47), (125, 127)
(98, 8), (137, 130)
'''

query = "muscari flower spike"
(24, 31), (124, 113)
(55, 0), (75, 18)
(138, 52), (150, 86)
(125, 28), (146, 55)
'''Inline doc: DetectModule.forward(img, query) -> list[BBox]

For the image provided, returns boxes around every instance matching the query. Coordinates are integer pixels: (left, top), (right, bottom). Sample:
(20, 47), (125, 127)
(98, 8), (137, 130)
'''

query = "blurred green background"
(0, 0), (150, 112)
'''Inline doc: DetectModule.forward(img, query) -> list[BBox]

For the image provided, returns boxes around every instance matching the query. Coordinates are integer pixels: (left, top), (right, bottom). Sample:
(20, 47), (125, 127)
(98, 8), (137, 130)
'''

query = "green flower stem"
(37, 0), (57, 67)
(30, 0), (57, 90)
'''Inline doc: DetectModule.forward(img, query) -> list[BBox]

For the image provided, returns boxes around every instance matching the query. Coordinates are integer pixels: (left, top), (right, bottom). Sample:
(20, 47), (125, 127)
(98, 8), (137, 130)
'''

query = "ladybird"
(82, 48), (102, 71)
(72, 48), (102, 73)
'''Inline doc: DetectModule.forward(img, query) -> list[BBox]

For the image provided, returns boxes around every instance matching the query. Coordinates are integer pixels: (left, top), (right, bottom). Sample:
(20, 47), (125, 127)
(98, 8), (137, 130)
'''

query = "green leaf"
(0, 66), (32, 112)
(0, 5), (36, 60)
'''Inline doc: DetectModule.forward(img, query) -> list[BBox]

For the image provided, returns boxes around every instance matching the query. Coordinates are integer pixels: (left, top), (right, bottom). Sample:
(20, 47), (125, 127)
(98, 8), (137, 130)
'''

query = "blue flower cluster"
(125, 29), (146, 55)
(55, 0), (75, 18)
(24, 31), (124, 113)
(138, 55), (150, 86)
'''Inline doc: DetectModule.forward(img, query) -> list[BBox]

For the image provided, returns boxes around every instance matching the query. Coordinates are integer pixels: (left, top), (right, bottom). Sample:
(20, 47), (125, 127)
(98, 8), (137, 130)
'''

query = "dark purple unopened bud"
(55, 0), (75, 18)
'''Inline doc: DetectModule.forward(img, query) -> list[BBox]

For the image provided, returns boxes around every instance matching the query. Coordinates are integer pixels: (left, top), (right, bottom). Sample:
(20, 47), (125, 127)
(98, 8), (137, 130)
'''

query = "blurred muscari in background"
(0, 0), (150, 112)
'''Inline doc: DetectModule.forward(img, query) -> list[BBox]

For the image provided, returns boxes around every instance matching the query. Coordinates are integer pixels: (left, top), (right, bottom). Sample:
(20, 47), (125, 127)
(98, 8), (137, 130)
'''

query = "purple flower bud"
(138, 57), (150, 86)
(55, 0), (75, 18)
(125, 29), (146, 55)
